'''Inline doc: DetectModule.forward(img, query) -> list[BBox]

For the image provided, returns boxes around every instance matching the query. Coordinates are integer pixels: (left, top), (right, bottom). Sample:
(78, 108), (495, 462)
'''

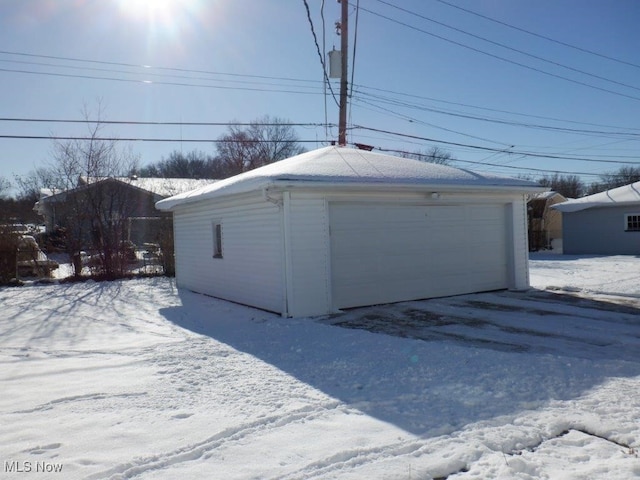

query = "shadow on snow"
(160, 288), (640, 437)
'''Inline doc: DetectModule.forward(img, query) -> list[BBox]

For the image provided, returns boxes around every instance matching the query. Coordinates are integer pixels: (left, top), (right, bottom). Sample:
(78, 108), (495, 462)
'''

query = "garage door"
(329, 202), (509, 309)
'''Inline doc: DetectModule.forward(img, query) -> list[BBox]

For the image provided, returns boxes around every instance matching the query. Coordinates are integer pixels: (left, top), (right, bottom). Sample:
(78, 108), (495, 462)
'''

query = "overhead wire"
(0, 66), (326, 95)
(0, 58), (323, 91)
(0, 118), (333, 127)
(1, 24), (636, 180)
(434, 0), (640, 70)
(301, 0), (340, 107)
(349, 0), (360, 99)
(372, 0), (640, 94)
(0, 49), (320, 85)
(357, 5), (640, 103)
(375, 147), (608, 178)
(354, 84), (640, 132)
(3, 49), (638, 136)
(350, 125), (640, 164)
(353, 88), (640, 139)
(0, 134), (329, 144)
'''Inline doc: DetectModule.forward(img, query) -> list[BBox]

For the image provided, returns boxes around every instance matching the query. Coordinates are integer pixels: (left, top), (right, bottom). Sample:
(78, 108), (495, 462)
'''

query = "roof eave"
(156, 180), (545, 211)
(268, 179), (547, 195)
(553, 200), (640, 213)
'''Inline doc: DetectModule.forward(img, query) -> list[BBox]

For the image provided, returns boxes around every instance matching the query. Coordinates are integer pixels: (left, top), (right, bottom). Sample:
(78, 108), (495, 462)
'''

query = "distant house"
(527, 191), (566, 251)
(35, 176), (213, 247)
(552, 181), (640, 254)
(156, 146), (544, 317)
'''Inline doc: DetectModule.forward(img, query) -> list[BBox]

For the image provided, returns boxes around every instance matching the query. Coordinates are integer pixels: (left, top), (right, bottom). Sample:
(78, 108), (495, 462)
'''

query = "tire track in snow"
(83, 400), (343, 480)
(13, 392), (148, 414)
(270, 434), (476, 480)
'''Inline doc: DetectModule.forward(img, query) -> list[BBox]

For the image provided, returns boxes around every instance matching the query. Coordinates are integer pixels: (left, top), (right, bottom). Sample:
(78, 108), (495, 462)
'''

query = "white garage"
(156, 146), (543, 317)
(329, 202), (509, 309)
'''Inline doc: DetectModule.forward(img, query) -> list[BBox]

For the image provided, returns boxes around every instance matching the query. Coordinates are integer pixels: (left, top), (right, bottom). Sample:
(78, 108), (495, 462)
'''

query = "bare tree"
(139, 150), (217, 178)
(400, 146), (454, 165)
(0, 177), (10, 199)
(587, 166), (640, 194)
(45, 103), (140, 278)
(13, 167), (60, 203)
(537, 173), (585, 199)
(215, 116), (306, 176)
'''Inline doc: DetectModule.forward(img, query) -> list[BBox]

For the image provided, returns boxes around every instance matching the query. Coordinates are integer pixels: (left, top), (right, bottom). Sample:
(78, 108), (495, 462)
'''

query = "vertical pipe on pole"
(338, 0), (348, 146)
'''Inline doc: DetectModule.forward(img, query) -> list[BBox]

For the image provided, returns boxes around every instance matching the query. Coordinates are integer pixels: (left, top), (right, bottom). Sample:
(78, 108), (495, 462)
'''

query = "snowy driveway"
(1, 255), (639, 479)
(322, 289), (640, 361)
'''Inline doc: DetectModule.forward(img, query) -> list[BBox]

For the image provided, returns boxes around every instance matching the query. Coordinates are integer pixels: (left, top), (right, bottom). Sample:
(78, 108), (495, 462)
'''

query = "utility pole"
(338, 0), (348, 146)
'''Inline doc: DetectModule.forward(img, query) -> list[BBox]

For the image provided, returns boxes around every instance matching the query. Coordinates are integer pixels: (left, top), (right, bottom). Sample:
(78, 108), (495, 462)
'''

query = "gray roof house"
(552, 181), (640, 255)
(36, 176), (213, 246)
(156, 146), (544, 317)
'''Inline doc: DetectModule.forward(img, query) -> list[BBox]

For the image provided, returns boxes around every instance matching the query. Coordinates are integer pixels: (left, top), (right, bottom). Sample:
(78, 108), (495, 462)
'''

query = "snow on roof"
(531, 191), (565, 201)
(552, 181), (640, 213)
(156, 146), (542, 210)
(115, 177), (216, 198)
(38, 177), (216, 207)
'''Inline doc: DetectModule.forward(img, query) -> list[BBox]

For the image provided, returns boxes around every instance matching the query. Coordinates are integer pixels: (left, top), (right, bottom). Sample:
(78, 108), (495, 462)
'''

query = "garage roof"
(552, 181), (640, 213)
(156, 146), (542, 210)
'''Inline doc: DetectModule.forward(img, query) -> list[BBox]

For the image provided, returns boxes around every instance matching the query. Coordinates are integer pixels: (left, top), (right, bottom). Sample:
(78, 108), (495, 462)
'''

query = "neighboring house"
(35, 176), (213, 247)
(527, 191), (566, 251)
(552, 181), (640, 255)
(156, 146), (544, 317)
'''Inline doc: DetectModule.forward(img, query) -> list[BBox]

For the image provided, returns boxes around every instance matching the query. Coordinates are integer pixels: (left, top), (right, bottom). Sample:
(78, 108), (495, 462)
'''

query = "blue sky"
(1, 0), (639, 191)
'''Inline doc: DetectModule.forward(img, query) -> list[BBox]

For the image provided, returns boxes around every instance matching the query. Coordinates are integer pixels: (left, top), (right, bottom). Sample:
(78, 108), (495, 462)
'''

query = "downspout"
(281, 191), (294, 317)
(263, 188), (291, 316)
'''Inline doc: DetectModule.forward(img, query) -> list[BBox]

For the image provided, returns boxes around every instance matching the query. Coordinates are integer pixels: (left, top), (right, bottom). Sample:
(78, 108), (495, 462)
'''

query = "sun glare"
(121, 0), (177, 16)
(116, 0), (200, 33)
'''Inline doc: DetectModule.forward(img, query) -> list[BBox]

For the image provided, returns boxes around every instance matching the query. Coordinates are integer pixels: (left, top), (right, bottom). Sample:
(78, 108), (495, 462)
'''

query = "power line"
(4, 48), (637, 136)
(354, 84), (640, 133)
(435, 0), (640, 70)
(0, 58), (323, 91)
(0, 134), (328, 143)
(301, 0), (340, 107)
(358, 6), (640, 103)
(4, 120), (634, 164)
(0, 67), (326, 95)
(353, 97), (513, 146)
(353, 89), (640, 139)
(0, 49), (320, 85)
(349, 0), (361, 99)
(373, 0), (640, 94)
(0, 118), (333, 127)
(375, 147), (608, 177)
(351, 125), (640, 164)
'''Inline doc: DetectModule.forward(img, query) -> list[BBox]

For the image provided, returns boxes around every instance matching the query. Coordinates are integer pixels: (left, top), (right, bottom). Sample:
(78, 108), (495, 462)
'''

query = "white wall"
(285, 192), (331, 317)
(509, 196), (531, 290)
(171, 188), (532, 318)
(172, 192), (284, 314)
(284, 189), (532, 317)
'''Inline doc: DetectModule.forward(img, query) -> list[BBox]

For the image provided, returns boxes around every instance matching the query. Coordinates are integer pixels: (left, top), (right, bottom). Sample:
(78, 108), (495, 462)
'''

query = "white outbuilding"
(156, 146), (544, 317)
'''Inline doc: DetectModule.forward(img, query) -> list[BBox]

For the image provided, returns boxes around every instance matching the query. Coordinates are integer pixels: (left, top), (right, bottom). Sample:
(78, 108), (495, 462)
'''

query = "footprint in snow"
(27, 443), (62, 454)
(171, 413), (193, 419)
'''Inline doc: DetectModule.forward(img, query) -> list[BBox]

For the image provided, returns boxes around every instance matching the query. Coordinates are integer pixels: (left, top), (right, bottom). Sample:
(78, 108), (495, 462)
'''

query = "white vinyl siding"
(329, 202), (509, 310)
(172, 193), (284, 313)
(169, 188), (531, 317)
(510, 197), (530, 290)
(286, 193), (331, 317)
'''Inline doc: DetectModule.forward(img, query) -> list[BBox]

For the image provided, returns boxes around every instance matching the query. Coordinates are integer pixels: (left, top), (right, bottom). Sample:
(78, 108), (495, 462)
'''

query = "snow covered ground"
(1, 255), (639, 479)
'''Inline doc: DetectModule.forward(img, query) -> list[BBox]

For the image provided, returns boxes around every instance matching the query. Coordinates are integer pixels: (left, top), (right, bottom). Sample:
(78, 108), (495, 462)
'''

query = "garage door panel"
(330, 203), (509, 310)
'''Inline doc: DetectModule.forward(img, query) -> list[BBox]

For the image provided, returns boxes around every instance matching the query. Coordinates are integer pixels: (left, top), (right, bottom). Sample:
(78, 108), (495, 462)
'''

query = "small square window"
(213, 222), (223, 258)
(625, 214), (640, 232)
